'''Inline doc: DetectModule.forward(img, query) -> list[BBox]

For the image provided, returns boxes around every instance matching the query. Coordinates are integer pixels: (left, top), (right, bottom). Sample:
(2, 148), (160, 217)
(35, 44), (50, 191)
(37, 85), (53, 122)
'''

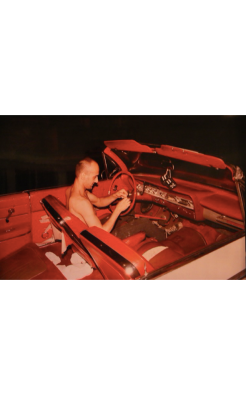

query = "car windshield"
(112, 149), (236, 191)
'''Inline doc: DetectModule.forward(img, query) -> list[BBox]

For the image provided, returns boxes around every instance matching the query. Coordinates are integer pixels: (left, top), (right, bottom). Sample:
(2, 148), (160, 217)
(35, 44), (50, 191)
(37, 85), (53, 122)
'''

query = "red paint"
(156, 146), (227, 169)
(104, 140), (228, 169)
(104, 147), (128, 171)
(105, 140), (153, 153)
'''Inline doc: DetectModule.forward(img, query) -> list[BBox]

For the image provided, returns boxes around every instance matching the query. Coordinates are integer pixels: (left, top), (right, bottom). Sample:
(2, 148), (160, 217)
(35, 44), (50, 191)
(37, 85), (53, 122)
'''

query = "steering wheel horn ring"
(109, 171), (136, 216)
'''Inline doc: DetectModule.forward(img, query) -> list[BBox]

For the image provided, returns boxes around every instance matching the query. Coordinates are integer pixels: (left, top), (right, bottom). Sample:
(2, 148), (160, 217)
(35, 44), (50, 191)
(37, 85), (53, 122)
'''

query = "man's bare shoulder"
(68, 195), (94, 223)
(70, 195), (92, 209)
(69, 195), (101, 227)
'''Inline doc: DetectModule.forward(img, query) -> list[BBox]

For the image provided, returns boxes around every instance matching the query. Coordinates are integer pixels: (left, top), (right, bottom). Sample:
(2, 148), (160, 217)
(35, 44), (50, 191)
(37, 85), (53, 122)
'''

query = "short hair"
(75, 157), (96, 178)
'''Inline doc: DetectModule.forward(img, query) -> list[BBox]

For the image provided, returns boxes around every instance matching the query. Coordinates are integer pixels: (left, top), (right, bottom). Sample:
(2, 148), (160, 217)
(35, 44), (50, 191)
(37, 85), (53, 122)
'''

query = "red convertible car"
(0, 140), (245, 280)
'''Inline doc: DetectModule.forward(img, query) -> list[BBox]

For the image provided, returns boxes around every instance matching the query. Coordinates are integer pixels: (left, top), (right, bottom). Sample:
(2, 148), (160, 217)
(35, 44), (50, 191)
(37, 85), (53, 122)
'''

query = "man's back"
(66, 186), (90, 225)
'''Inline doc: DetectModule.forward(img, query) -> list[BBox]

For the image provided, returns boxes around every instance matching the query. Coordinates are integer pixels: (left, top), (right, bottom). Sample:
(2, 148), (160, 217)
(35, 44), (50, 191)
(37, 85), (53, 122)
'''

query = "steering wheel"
(109, 171), (136, 216)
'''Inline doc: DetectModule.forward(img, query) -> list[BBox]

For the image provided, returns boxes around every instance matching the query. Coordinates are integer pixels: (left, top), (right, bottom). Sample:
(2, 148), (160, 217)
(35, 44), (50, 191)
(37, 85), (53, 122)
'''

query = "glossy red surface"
(104, 140), (228, 169)
(200, 194), (243, 220)
(123, 232), (146, 248)
(105, 140), (153, 153)
(80, 226), (154, 278)
(157, 146), (227, 169)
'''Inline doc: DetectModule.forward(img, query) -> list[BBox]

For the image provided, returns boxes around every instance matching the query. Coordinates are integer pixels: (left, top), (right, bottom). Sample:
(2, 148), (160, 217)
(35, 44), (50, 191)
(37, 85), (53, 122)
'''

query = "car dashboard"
(136, 182), (194, 209)
(134, 176), (244, 230)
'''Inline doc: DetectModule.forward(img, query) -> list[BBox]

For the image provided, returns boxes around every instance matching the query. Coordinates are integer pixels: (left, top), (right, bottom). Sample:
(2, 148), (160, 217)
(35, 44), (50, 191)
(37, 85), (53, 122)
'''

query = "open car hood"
(104, 140), (228, 170)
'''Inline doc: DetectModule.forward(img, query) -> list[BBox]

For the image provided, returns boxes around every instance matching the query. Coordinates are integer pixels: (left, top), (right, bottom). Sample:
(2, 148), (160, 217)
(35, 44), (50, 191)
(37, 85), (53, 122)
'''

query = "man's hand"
(113, 188), (128, 200)
(115, 197), (131, 214)
(87, 188), (129, 208)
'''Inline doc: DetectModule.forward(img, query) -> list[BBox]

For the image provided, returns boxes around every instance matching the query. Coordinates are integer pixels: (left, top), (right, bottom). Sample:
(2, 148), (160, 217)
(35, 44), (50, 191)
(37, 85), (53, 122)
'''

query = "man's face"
(82, 162), (99, 189)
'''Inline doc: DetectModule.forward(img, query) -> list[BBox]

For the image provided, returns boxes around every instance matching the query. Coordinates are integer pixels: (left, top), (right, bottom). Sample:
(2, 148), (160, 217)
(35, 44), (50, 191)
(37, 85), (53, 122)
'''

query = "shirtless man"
(66, 158), (131, 232)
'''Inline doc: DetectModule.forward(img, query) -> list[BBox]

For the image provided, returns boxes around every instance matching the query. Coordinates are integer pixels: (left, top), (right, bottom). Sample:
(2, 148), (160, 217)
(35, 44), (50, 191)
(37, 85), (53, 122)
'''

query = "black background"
(0, 115), (245, 195)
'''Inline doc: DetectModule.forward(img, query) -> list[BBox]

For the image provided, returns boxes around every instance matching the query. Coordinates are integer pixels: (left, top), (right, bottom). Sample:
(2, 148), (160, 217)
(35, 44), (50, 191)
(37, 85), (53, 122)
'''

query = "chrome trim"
(203, 208), (244, 229)
(136, 183), (194, 210)
(81, 230), (140, 279)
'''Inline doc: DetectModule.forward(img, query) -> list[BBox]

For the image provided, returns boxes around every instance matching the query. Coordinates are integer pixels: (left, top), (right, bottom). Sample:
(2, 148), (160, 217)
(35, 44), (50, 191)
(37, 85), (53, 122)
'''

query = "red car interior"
(0, 185), (234, 280)
(0, 140), (244, 280)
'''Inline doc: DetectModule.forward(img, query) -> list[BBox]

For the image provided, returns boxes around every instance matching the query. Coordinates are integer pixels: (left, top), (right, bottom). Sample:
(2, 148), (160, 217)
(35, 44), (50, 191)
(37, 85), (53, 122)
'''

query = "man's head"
(75, 158), (99, 190)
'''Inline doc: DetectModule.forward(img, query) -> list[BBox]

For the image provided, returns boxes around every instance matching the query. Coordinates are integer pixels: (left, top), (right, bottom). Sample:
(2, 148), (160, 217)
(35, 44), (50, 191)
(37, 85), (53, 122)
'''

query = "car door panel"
(0, 192), (31, 260)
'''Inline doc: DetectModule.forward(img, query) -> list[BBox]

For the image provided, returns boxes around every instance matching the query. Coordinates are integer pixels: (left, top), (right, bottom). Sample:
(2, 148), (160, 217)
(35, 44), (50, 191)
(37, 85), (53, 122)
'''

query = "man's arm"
(73, 197), (131, 233)
(87, 189), (128, 208)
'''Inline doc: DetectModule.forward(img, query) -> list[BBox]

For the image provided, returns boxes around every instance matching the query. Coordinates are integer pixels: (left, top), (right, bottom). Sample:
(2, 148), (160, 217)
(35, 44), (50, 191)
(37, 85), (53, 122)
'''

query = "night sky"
(0, 115), (245, 195)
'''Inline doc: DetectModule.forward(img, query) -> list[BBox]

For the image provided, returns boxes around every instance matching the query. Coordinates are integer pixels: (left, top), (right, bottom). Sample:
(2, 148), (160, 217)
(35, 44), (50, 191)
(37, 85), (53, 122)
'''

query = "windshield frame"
(109, 148), (237, 192)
